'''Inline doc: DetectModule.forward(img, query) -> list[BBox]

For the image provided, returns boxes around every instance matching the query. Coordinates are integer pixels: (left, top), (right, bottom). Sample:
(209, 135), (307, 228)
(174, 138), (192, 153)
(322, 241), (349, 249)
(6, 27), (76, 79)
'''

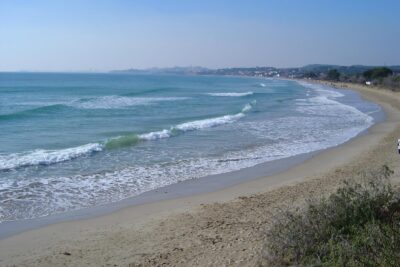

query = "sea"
(0, 73), (382, 222)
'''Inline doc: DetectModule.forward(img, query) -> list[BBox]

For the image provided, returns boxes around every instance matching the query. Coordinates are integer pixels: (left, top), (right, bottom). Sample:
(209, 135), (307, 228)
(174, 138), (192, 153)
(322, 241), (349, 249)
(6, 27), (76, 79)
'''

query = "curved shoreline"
(0, 82), (381, 237)
(0, 83), (399, 266)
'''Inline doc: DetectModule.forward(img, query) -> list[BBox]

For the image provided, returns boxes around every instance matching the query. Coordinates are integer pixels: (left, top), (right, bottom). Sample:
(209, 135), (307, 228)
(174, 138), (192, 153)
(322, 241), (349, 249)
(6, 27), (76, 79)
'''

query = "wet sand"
(0, 82), (399, 266)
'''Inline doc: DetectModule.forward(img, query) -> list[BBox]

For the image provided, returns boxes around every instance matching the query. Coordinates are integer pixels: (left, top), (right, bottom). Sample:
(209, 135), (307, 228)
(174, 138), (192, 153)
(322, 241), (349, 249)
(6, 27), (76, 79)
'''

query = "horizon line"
(1, 63), (400, 74)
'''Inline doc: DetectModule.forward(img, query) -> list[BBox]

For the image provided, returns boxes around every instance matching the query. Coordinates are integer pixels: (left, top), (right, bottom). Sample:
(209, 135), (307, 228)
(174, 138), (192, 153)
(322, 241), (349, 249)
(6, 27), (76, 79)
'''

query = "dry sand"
(0, 82), (399, 266)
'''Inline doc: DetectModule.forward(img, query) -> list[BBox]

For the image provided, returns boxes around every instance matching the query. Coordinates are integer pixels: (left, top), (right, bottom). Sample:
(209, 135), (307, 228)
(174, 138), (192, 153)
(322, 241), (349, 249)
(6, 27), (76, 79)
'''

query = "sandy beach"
(0, 82), (399, 266)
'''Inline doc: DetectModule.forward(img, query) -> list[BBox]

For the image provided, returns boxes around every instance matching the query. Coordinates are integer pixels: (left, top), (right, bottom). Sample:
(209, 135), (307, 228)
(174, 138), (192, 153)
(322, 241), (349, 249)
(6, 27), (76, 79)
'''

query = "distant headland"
(112, 64), (400, 90)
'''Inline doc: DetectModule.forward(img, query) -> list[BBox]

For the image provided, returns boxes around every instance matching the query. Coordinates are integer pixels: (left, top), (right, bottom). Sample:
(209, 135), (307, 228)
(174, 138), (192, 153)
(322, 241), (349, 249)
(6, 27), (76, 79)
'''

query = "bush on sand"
(260, 165), (400, 266)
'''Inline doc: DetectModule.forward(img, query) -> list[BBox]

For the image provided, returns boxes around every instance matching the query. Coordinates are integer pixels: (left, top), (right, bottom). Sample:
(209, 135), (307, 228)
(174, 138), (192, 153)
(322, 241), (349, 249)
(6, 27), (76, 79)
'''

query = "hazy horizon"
(1, 0), (400, 72)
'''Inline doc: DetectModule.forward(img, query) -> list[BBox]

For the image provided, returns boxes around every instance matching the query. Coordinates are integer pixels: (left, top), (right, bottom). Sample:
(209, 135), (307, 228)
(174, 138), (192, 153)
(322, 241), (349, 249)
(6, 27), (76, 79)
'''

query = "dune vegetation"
(261, 165), (400, 267)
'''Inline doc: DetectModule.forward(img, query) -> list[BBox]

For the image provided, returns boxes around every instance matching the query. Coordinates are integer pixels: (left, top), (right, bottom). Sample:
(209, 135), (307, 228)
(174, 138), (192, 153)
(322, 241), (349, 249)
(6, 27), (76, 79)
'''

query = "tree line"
(306, 67), (400, 91)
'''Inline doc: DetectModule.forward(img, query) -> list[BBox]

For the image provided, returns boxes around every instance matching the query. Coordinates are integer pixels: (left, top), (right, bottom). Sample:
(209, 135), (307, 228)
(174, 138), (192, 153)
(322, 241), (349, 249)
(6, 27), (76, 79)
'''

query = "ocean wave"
(106, 102), (254, 147)
(0, 104), (66, 121)
(106, 114), (245, 148)
(67, 95), (190, 109)
(175, 113), (245, 131)
(1, 102), (255, 169)
(0, 107), (373, 221)
(0, 96), (190, 118)
(123, 87), (180, 97)
(296, 96), (373, 125)
(0, 143), (103, 171)
(138, 129), (172, 141)
(104, 134), (140, 149)
(295, 81), (373, 126)
(206, 92), (254, 97)
(259, 83), (266, 87)
(296, 81), (344, 98)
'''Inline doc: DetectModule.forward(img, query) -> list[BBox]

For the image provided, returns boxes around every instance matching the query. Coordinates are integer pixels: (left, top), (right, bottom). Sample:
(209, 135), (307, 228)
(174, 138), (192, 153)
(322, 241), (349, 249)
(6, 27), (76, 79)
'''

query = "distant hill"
(111, 66), (209, 75)
(111, 64), (400, 77)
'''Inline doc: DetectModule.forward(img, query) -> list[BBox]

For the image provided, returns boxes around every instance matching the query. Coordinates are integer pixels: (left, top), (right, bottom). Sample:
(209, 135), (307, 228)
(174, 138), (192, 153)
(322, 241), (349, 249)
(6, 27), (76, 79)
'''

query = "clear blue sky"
(1, 0), (399, 71)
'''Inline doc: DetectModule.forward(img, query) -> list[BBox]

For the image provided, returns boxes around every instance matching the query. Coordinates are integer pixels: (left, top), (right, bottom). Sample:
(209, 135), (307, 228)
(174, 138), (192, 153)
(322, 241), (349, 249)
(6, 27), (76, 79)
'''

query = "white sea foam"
(0, 106), (373, 221)
(295, 81), (373, 128)
(259, 83), (266, 87)
(138, 129), (171, 141)
(296, 96), (373, 124)
(175, 113), (245, 132)
(0, 82), (377, 223)
(68, 96), (189, 109)
(138, 102), (253, 140)
(117, 112), (245, 143)
(207, 92), (253, 97)
(0, 103), (254, 170)
(241, 102), (253, 113)
(296, 81), (345, 98)
(0, 143), (103, 171)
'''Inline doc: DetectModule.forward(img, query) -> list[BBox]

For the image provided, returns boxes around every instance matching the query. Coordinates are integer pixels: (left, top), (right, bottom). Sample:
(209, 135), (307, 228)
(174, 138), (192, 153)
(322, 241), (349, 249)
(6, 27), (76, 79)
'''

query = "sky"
(1, 0), (399, 72)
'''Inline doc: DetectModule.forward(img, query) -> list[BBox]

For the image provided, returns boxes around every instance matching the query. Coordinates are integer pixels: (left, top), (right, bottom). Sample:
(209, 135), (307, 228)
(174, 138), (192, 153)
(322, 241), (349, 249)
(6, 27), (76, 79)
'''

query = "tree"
(303, 72), (317, 78)
(327, 69), (340, 81)
(363, 67), (393, 80)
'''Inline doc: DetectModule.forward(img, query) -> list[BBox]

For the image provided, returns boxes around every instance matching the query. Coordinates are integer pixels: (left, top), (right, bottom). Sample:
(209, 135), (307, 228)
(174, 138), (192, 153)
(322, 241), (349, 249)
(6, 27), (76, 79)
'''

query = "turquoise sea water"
(0, 73), (381, 221)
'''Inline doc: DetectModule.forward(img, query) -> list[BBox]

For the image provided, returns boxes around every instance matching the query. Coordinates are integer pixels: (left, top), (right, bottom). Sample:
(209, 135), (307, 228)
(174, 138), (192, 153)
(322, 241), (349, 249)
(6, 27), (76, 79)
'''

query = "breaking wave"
(206, 92), (254, 97)
(106, 102), (254, 148)
(67, 95), (190, 109)
(1, 103), (255, 169)
(0, 96), (190, 120)
(0, 143), (103, 171)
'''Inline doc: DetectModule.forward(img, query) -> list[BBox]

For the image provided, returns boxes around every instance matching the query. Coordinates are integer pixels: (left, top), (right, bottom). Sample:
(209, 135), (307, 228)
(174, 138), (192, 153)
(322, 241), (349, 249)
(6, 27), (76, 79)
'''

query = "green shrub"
(260, 165), (400, 266)
(363, 67), (393, 80)
(327, 69), (340, 81)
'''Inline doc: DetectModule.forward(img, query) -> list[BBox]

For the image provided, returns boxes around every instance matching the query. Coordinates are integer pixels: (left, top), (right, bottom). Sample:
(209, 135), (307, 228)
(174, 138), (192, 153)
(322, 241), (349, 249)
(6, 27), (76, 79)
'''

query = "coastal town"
(115, 64), (400, 90)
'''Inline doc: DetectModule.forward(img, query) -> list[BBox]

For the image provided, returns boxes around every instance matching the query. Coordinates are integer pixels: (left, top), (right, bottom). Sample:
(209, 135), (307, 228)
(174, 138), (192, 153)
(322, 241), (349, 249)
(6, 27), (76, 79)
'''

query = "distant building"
(365, 81), (371, 85)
